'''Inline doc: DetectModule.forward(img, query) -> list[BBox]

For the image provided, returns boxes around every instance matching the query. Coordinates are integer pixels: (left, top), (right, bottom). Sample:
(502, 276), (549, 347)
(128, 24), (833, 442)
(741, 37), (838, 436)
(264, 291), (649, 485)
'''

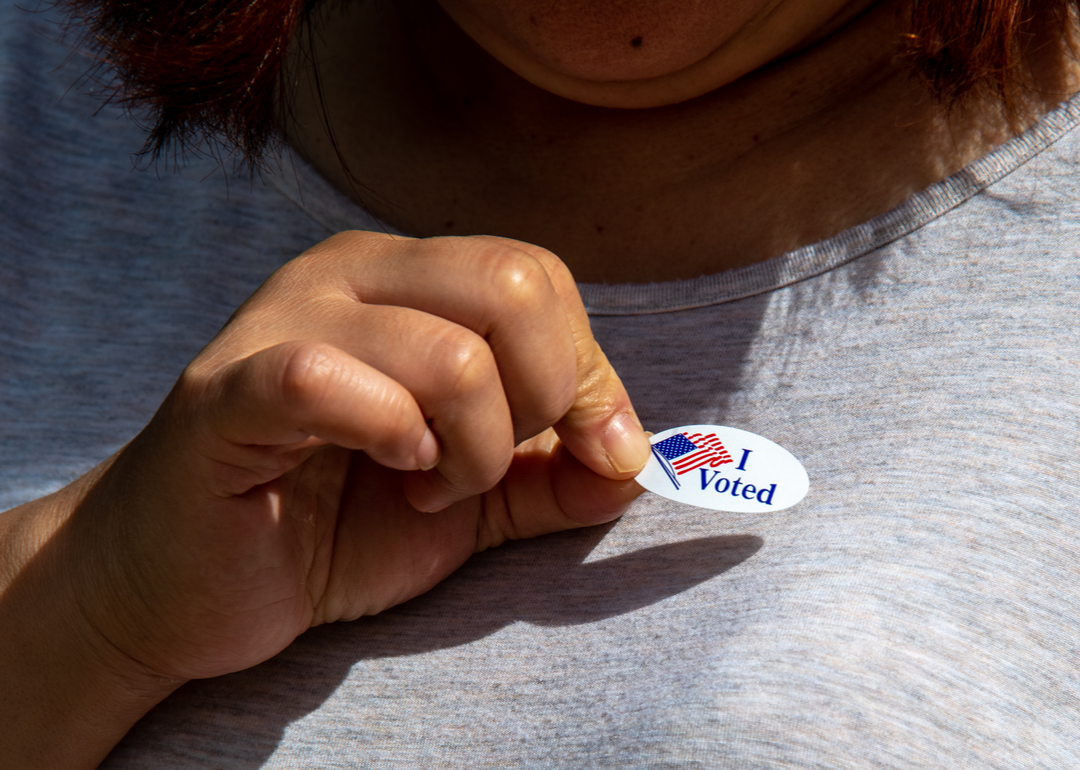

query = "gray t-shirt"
(3, 3), (1080, 767)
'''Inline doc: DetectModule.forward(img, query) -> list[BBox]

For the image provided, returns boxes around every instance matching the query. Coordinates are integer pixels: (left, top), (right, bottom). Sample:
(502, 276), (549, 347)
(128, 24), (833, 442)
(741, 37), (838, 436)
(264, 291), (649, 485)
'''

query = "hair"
(59, 0), (1080, 165)
(905, 0), (1079, 113)
(60, 0), (321, 165)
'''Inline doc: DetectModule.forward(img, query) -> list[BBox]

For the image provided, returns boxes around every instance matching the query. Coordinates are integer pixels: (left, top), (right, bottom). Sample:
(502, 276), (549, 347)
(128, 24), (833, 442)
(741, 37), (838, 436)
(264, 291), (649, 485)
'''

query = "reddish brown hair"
(905, 0), (1078, 112)
(61, 0), (1079, 163)
(62, 0), (319, 163)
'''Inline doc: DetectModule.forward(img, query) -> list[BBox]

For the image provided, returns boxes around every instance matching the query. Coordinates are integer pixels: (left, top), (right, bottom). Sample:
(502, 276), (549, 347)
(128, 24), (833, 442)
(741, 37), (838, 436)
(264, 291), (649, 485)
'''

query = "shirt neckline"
(265, 95), (1080, 316)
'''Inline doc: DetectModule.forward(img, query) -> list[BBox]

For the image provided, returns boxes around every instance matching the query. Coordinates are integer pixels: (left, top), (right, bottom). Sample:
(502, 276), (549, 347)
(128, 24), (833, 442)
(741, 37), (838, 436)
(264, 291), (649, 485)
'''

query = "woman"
(2, 0), (1079, 766)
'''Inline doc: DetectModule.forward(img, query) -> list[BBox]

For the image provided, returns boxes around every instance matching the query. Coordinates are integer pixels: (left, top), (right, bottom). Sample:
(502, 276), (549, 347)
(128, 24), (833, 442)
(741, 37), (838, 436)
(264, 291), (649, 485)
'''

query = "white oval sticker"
(636, 425), (809, 512)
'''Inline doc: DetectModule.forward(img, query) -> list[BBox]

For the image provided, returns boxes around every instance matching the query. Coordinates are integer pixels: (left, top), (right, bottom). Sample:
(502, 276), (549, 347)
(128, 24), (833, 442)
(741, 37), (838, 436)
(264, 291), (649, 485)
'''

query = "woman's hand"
(71, 230), (649, 681)
(0, 232), (650, 769)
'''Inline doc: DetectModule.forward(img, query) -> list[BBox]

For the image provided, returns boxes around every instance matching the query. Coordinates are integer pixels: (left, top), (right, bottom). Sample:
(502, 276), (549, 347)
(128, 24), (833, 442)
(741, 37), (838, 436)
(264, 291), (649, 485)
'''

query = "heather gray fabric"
(4, 2), (1080, 768)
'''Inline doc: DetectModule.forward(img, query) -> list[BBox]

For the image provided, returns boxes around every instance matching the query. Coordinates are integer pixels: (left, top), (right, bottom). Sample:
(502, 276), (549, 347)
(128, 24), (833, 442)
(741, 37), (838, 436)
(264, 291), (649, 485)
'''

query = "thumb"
(478, 428), (644, 552)
(553, 340), (652, 480)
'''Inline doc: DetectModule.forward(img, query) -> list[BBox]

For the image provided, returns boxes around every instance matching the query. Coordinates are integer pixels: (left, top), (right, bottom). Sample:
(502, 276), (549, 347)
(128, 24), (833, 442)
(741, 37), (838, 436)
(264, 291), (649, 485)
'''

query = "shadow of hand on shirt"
(351, 527), (763, 645)
(112, 527), (760, 767)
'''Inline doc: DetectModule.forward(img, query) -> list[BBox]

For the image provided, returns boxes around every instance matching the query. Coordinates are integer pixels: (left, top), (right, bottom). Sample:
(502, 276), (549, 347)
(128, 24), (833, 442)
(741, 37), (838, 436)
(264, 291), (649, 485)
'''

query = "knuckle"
(485, 251), (551, 308)
(277, 342), (341, 417)
(431, 328), (495, 396)
(493, 239), (573, 295)
(474, 234), (560, 264)
(528, 245), (571, 284)
(446, 236), (549, 291)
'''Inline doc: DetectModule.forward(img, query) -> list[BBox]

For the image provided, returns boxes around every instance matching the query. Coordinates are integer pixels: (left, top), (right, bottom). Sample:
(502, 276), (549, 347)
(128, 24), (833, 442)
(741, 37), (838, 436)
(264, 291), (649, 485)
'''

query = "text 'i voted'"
(636, 425), (808, 512)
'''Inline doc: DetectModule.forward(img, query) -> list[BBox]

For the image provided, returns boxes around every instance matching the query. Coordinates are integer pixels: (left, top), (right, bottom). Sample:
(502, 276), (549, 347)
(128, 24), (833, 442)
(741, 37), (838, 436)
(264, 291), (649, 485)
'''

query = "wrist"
(0, 469), (185, 769)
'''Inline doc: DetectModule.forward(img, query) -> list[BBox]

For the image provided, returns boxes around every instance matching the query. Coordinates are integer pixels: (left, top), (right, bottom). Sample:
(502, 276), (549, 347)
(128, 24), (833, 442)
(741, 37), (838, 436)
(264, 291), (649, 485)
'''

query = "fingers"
(318, 231), (651, 482)
(348, 309), (516, 512)
(197, 299), (518, 512)
(317, 232), (579, 444)
(184, 340), (438, 496)
(187, 230), (649, 507)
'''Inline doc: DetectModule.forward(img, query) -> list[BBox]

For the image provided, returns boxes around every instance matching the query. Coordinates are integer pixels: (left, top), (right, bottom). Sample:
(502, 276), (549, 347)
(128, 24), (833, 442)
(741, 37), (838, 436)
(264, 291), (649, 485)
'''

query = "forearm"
(0, 473), (183, 769)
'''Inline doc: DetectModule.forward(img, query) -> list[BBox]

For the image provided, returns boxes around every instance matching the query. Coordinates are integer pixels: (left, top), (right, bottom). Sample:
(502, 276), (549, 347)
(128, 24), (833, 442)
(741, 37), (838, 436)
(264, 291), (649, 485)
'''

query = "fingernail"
(415, 427), (440, 471)
(602, 412), (651, 475)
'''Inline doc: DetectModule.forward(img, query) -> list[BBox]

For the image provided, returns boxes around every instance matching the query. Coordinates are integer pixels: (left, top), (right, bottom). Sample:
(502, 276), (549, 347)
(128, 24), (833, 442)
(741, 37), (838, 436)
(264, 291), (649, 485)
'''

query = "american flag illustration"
(651, 432), (733, 489)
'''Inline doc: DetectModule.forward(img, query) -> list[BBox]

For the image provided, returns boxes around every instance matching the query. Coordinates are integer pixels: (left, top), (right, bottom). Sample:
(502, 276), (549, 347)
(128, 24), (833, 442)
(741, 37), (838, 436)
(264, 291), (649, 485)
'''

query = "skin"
(2, 0), (1079, 766)
(434, 0), (878, 106)
(0, 233), (649, 767)
(291, 0), (1079, 282)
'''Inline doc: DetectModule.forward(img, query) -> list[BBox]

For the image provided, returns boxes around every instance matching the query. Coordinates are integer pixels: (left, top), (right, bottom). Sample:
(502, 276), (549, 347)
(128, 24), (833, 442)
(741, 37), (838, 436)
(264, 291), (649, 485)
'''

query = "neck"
(287, 0), (1079, 283)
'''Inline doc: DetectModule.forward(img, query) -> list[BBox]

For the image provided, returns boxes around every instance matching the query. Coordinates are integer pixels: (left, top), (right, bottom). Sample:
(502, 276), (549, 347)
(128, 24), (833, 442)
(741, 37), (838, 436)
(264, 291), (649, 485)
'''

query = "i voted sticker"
(636, 425), (809, 512)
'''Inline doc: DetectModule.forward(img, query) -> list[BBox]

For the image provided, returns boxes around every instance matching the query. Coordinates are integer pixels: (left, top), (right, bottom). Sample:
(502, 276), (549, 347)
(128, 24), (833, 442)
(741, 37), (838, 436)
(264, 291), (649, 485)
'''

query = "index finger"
(471, 237), (652, 480)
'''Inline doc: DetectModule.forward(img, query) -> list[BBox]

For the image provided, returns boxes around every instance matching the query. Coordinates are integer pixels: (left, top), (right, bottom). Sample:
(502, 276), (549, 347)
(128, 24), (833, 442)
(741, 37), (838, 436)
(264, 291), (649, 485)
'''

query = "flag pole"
(652, 446), (681, 490)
